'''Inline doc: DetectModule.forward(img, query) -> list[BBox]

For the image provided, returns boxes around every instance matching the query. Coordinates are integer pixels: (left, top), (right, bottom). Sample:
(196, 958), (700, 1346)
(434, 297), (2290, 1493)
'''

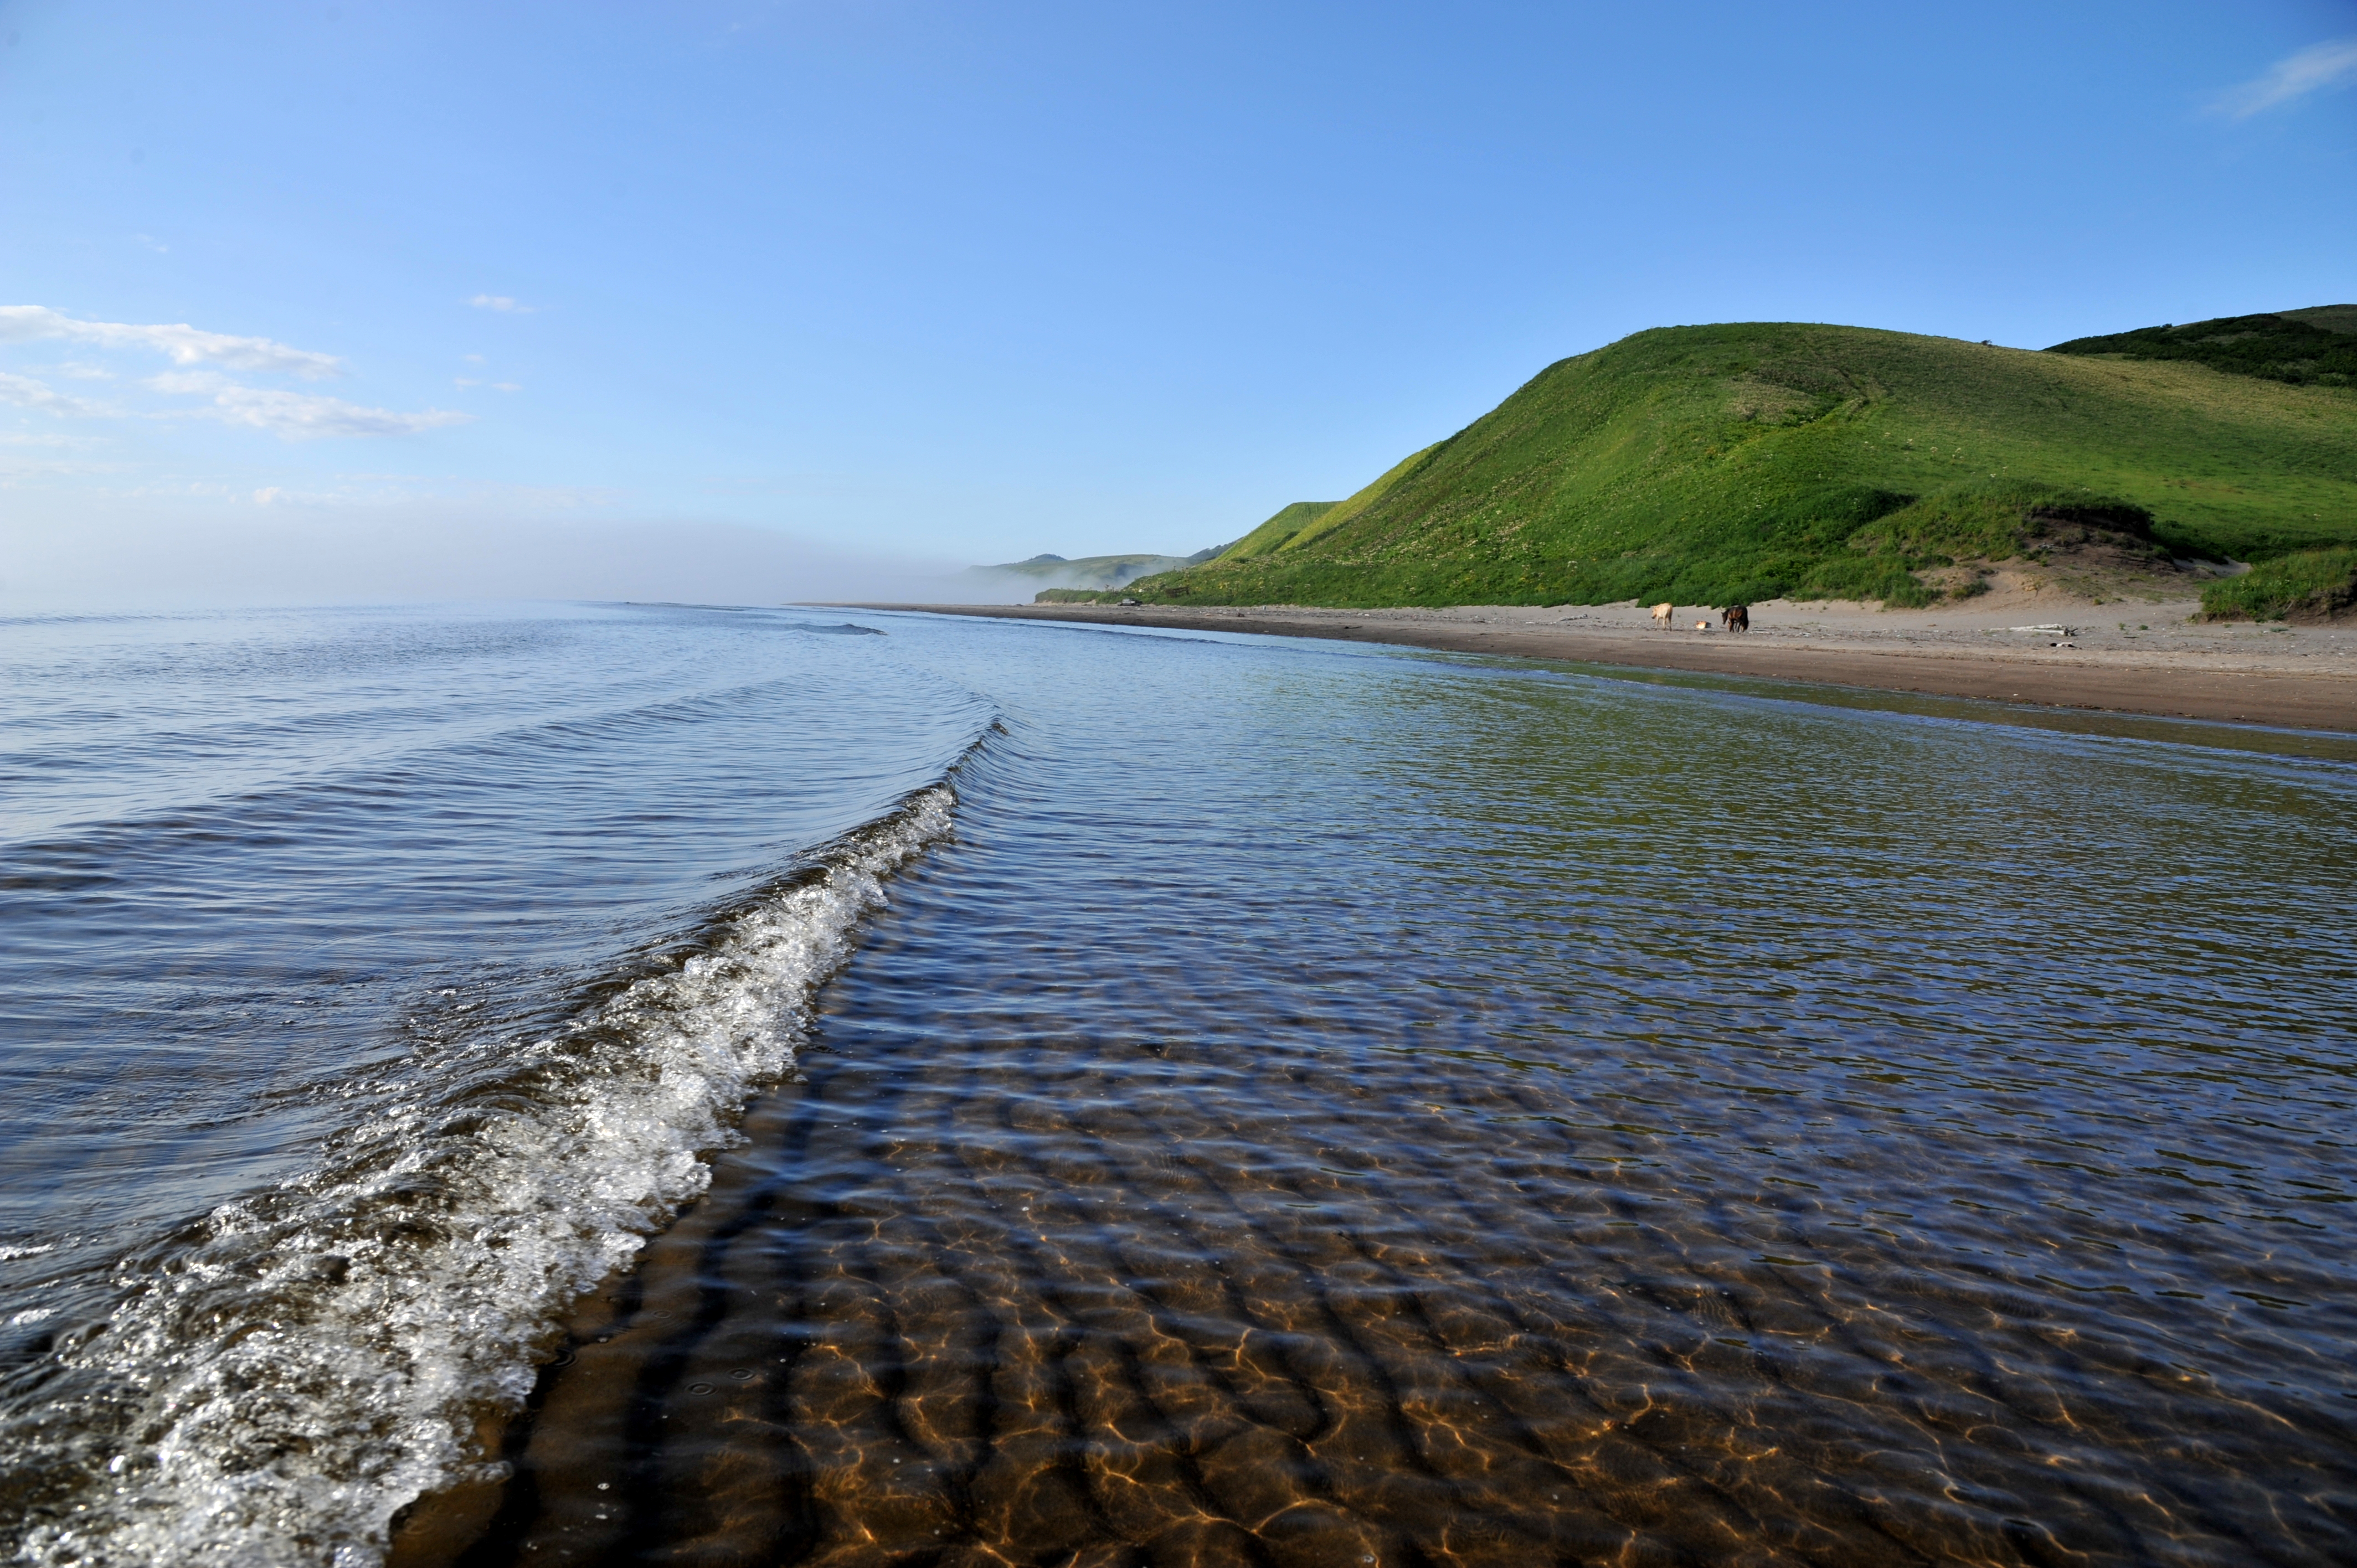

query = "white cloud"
(204, 389), (471, 440)
(2215, 37), (2357, 117)
(141, 475), (616, 513)
(455, 376), (481, 387)
(0, 370), (109, 416)
(58, 362), (115, 380)
(147, 373), (471, 440)
(493, 382), (521, 393)
(469, 294), (533, 313)
(0, 306), (343, 378)
(462, 353), (485, 364)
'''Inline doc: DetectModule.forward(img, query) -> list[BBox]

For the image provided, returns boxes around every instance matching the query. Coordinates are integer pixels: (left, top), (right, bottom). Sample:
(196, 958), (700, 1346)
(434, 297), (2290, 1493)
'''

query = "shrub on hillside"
(2199, 548), (2357, 622)
(2048, 313), (2357, 388)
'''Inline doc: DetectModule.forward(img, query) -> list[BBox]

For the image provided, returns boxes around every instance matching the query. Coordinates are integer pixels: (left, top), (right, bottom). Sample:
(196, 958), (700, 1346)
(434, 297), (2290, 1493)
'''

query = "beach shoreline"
(841, 597), (2357, 733)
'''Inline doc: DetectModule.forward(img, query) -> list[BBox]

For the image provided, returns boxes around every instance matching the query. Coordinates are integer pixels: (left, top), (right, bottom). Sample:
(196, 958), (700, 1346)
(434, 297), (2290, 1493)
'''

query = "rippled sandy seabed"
(3, 605), (2352, 1568)
(424, 617), (2355, 1567)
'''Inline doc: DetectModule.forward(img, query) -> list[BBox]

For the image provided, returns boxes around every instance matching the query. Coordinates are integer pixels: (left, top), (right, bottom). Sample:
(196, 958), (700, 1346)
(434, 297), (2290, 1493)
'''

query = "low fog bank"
(951, 567), (1078, 604)
(0, 509), (1038, 613)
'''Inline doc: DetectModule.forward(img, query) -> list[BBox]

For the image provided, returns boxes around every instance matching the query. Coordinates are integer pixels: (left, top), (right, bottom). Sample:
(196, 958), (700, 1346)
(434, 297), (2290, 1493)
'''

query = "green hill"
(2049, 307), (2357, 388)
(1115, 319), (2357, 610)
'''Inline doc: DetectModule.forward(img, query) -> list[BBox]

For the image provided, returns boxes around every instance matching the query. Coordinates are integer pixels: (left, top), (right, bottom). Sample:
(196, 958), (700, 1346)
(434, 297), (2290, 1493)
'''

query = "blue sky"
(2, 1), (2353, 605)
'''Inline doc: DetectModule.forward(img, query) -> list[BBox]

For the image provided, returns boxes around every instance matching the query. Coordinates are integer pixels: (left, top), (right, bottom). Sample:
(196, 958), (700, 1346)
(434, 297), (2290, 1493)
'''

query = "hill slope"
(1125, 321), (2357, 610)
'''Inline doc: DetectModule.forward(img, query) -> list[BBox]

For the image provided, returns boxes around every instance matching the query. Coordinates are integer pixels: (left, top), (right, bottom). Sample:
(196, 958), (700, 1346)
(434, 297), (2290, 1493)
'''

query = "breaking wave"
(11, 783), (960, 1568)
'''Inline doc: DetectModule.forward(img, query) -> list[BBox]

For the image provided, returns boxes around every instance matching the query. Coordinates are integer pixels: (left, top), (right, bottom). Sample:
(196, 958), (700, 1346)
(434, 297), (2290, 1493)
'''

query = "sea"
(2, 600), (2353, 1568)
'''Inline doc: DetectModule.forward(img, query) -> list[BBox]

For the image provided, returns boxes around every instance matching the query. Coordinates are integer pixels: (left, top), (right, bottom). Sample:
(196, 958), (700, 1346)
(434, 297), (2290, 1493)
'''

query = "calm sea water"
(2, 602), (2353, 1568)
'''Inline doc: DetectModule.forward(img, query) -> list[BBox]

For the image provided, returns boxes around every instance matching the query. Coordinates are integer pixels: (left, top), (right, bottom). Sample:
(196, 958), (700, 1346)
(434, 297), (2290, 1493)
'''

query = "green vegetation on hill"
(2049, 307), (2357, 389)
(2199, 546), (2357, 622)
(1104, 320), (2357, 610)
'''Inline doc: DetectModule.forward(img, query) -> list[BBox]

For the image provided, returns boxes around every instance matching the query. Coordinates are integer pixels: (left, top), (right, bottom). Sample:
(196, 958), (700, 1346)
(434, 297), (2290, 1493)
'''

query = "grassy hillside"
(1118, 321), (2357, 610)
(2049, 307), (2357, 388)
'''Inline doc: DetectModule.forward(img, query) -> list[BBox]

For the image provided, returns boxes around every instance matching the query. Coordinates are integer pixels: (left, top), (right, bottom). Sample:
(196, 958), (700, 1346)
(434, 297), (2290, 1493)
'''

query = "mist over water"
(3, 604), (2353, 1567)
(0, 512), (1016, 612)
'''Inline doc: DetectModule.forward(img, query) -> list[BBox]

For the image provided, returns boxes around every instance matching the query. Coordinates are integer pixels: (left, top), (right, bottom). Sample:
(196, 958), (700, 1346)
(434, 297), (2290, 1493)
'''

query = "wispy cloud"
(0, 455), (122, 485)
(147, 372), (471, 440)
(0, 306), (344, 378)
(0, 370), (110, 416)
(233, 476), (620, 510)
(2214, 36), (2357, 117)
(469, 294), (533, 313)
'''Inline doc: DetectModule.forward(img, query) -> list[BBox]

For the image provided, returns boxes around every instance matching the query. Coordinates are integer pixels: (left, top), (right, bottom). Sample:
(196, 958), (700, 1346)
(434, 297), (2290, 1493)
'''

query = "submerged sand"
(846, 585), (2357, 733)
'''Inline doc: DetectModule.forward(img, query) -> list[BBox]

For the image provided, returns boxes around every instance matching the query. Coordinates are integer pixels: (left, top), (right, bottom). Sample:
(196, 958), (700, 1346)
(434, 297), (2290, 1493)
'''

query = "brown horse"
(1722, 605), (1750, 632)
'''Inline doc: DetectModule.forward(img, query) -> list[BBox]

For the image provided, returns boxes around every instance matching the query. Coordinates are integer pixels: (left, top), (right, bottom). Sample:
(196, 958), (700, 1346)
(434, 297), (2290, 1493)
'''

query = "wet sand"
(845, 596), (2357, 733)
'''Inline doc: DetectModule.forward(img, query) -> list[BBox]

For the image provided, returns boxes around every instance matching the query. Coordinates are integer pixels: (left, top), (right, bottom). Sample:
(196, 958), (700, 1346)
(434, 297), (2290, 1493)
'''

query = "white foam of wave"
(15, 786), (956, 1568)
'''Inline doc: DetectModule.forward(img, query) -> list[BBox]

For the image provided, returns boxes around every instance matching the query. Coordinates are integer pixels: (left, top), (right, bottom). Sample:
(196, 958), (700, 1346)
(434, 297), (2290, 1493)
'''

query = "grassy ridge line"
(1267, 443), (1442, 555)
(1219, 501), (1340, 561)
(1217, 445), (1453, 563)
(1113, 322), (2357, 611)
(2282, 306), (2357, 333)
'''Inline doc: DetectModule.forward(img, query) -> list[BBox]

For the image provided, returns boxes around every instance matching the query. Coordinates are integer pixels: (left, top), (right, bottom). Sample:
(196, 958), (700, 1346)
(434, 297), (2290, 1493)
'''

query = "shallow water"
(3, 605), (2354, 1566)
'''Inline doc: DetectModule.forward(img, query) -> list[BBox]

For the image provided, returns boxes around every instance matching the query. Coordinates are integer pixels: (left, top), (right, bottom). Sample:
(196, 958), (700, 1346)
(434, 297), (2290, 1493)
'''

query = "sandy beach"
(850, 585), (2357, 733)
